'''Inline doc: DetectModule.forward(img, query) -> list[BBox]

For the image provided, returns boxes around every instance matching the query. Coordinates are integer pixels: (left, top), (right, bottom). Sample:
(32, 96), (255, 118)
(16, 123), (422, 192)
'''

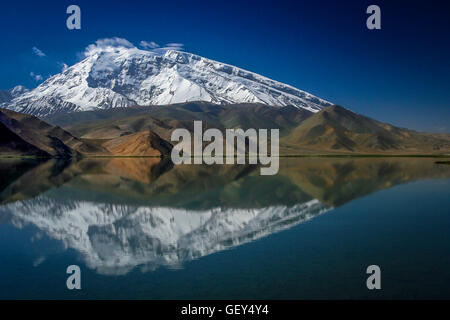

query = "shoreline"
(1, 154), (450, 159)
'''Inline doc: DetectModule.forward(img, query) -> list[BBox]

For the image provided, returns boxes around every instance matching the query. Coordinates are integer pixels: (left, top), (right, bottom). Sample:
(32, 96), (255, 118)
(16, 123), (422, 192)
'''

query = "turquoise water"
(0, 158), (449, 299)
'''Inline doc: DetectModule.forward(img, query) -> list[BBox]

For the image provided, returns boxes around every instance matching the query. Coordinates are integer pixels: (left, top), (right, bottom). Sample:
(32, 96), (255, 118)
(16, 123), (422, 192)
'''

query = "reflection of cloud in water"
(1, 196), (329, 275)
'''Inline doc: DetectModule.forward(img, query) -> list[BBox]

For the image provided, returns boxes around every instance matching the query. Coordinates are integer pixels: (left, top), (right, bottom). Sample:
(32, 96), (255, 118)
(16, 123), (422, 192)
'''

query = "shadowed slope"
(0, 108), (106, 157)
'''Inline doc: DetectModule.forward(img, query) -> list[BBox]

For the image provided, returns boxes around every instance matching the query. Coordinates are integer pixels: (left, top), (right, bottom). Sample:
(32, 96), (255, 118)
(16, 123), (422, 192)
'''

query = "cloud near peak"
(153, 42), (184, 52)
(139, 41), (160, 49)
(83, 37), (185, 57)
(139, 41), (184, 52)
(84, 37), (135, 56)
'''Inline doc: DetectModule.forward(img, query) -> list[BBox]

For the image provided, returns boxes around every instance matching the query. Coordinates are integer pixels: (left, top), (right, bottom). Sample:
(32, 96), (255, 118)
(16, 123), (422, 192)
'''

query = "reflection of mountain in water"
(4, 196), (328, 275)
(0, 157), (449, 274)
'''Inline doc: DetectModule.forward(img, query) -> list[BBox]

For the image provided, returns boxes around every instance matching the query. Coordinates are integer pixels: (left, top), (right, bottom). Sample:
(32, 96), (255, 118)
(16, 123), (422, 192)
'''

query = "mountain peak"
(4, 44), (332, 117)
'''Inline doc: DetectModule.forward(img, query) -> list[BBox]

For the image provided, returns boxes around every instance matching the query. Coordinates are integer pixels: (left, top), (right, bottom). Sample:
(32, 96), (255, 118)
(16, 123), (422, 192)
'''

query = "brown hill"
(0, 108), (109, 157)
(3, 103), (450, 157)
(46, 102), (313, 141)
(0, 108), (173, 158)
(281, 105), (450, 154)
(47, 102), (450, 155)
(102, 130), (172, 156)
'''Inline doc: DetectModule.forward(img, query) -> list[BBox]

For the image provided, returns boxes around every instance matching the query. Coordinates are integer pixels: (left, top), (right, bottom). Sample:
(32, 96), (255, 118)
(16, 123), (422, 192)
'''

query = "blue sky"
(0, 0), (449, 132)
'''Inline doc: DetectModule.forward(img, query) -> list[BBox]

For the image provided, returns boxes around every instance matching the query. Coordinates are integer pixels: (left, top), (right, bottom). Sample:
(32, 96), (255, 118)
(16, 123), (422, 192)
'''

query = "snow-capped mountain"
(0, 85), (29, 103)
(1, 195), (329, 275)
(4, 44), (331, 117)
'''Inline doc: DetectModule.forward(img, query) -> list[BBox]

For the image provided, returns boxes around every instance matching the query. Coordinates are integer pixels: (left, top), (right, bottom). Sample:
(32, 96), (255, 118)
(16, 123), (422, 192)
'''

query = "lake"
(0, 157), (449, 299)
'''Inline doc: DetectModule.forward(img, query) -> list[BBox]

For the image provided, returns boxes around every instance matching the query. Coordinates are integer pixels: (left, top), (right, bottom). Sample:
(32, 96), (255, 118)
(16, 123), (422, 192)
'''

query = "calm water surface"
(0, 157), (449, 299)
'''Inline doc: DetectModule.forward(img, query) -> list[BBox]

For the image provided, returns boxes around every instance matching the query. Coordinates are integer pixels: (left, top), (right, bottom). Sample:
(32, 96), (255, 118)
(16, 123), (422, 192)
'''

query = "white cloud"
(84, 37), (135, 56)
(94, 37), (134, 48)
(82, 37), (185, 58)
(139, 40), (160, 49)
(164, 43), (184, 50)
(32, 46), (46, 57)
(30, 72), (43, 81)
(151, 42), (185, 54)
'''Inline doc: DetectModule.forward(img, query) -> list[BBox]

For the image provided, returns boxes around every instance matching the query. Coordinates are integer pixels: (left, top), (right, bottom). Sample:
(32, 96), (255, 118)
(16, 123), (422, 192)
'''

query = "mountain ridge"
(0, 107), (174, 158)
(281, 105), (450, 154)
(2, 46), (331, 117)
(1, 102), (448, 156)
(45, 102), (450, 155)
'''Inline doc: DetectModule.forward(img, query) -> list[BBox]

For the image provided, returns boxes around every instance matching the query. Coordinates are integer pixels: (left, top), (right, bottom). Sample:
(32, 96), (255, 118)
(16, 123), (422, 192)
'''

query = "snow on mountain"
(1, 195), (330, 275)
(0, 85), (29, 103)
(4, 42), (331, 117)
(10, 85), (29, 98)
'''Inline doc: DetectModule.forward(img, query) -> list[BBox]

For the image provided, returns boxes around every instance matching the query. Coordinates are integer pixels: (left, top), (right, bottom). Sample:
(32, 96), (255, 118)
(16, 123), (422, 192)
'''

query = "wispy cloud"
(163, 43), (184, 50)
(149, 42), (185, 54)
(84, 37), (135, 56)
(32, 46), (46, 57)
(139, 40), (184, 51)
(30, 72), (43, 81)
(82, 37), (185, 59)
(139, 40), (160, 49)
